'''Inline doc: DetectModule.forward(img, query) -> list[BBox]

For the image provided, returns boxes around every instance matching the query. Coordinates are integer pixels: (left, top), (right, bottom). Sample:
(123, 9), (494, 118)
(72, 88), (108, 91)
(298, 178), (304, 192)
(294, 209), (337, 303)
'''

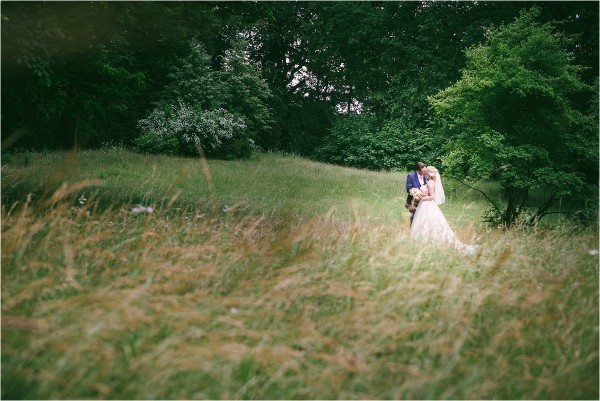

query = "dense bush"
(137, 102), (252, 159)
(377, 119), (444, 169)
(136, 40), (256, 159)
(314, 115), (443, 171)
(314, 115), (381, 170)
(133, 132), (180, 156)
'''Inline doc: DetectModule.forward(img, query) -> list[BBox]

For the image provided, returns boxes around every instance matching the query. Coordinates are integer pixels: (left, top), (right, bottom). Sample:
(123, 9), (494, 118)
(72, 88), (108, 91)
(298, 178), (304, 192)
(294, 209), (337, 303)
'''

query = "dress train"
(410, 200), (477, 255)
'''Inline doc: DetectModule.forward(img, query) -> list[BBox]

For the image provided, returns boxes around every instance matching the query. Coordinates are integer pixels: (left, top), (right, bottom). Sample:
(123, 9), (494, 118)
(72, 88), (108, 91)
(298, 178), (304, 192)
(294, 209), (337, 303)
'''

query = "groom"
(405, 162), (428, 225)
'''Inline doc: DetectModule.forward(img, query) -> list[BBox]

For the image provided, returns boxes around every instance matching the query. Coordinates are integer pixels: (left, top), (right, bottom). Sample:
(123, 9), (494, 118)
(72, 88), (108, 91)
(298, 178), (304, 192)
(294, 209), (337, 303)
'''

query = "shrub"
(137, 102), (253, 159)
(133, 132), (180, 155)
(136, 38), (258, 160)
(314, 115), (442, 171)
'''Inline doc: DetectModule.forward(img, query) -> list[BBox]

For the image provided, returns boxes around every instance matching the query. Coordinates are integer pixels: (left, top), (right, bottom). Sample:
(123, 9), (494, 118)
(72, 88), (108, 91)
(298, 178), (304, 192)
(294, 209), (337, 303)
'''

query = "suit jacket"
(405, 171), (427, 205)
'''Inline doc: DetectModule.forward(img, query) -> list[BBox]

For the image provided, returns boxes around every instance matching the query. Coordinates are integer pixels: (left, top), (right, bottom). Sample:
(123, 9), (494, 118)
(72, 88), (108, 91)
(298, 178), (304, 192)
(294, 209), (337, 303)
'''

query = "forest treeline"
(2, 2), (598, 224)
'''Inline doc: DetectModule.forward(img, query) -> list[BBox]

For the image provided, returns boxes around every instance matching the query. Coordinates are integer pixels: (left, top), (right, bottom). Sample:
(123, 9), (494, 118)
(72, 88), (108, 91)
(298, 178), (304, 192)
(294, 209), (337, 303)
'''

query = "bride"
(410, 166), (478, 255)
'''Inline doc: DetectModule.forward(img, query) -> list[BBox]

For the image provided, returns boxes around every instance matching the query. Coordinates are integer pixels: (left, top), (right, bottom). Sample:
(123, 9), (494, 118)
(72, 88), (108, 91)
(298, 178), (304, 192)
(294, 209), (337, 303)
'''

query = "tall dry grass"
(2, 150), (598, 399)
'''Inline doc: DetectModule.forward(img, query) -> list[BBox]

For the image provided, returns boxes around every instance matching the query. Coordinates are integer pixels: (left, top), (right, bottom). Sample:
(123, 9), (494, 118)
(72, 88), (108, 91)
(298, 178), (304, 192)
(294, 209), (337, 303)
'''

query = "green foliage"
(1, 2), (223, 150)
(1, 1), (598, 168)
(314, 115), (386, 170)
(278, 98), (335, 156)
(161, 39), (224, 110)
(137, 40), (254, 159)
(315, 115), (444, 171)
(219, 37), (274, 150)
(133, 132), (180, 156)
(378, 119), (446, 169)
(429, 7), (598, 226)
(1, 3), (148, 149)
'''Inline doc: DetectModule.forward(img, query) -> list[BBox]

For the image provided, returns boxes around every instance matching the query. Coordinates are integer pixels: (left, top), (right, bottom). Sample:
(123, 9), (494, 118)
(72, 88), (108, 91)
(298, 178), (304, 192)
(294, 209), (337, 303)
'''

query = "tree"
(161, 39), (224, 110)
(1, 2), (223, 150)
(429, 7), (598, 226)
(1, 2), (133, 148)
(219, 37), (273, 150)
(137, 39), (253, 159)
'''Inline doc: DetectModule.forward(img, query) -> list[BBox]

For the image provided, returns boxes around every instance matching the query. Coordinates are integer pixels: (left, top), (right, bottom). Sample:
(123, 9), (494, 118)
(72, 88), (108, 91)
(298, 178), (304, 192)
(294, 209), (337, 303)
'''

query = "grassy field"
(2, 149), (598, 399)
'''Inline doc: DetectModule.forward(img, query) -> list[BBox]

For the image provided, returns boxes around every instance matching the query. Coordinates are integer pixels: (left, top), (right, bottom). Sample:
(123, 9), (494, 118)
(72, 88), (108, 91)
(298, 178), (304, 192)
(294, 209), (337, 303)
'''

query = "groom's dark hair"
(415, 162), (426, 171)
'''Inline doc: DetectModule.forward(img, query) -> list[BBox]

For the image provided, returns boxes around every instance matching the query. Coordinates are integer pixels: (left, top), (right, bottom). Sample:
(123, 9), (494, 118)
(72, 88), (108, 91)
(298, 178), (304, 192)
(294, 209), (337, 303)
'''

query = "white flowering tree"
(138, 102), (249, 155)
(137, 39), (254, 158)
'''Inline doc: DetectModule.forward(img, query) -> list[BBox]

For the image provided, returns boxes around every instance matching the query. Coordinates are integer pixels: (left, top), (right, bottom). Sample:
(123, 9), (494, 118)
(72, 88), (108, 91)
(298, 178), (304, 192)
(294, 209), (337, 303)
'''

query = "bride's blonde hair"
(426, 166), (439, 180)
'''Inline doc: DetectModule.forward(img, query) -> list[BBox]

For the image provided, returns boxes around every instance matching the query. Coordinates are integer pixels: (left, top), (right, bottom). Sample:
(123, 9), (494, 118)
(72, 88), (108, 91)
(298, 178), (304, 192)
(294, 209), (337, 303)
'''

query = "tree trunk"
(502, 186), (529, 226)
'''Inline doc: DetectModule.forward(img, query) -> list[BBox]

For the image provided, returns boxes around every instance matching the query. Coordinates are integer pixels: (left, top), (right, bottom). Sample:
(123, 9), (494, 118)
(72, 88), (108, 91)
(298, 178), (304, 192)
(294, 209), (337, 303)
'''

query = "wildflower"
(588, 249), (599, 256)
(132, 205), (154, 214)
(230, 307), (239, 314)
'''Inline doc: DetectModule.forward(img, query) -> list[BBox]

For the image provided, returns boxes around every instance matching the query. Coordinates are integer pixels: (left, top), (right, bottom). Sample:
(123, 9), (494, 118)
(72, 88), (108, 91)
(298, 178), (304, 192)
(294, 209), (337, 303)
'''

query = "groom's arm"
(406, 173), (416, 193)
(405, 173), (415, 208)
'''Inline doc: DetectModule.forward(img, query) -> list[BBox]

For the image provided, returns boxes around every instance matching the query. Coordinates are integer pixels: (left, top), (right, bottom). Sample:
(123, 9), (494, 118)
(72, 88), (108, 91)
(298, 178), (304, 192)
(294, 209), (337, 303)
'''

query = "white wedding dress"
(410, 188), (478, 255)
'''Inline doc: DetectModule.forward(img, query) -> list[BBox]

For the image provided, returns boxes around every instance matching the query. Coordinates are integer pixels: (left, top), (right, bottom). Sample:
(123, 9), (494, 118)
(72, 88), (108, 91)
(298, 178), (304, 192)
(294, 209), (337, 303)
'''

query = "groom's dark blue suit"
(405, 171), (427, 207)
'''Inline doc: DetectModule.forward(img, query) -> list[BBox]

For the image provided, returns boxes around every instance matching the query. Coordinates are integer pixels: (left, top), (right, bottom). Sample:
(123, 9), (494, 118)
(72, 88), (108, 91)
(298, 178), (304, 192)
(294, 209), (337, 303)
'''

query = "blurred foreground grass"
(2, 150), (598, 399)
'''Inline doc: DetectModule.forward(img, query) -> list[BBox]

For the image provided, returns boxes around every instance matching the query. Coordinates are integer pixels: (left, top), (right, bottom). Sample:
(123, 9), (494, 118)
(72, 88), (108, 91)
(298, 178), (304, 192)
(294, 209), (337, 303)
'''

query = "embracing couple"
(405, 162), (477, 255)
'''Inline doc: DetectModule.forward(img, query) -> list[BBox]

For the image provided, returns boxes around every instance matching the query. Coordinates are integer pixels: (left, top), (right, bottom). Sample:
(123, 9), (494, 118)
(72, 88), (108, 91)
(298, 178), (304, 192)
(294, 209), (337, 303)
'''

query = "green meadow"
(2, 149), (598, 399)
